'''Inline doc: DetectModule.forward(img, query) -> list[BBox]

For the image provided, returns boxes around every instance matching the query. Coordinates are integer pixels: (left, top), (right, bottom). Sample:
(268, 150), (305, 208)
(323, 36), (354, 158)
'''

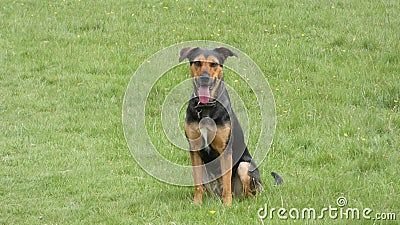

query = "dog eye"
(210, 62), (219, 67)
(193, 61), (201, 67)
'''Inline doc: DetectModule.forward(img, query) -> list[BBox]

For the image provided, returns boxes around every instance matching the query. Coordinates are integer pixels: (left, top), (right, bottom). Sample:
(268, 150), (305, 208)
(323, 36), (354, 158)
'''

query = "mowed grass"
(1, 0), (399, 224)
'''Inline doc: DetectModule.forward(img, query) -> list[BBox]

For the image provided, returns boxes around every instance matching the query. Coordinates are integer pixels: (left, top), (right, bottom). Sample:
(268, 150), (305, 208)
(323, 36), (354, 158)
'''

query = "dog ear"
(213, 47), (238, 61)
(179, 47), (199, 62)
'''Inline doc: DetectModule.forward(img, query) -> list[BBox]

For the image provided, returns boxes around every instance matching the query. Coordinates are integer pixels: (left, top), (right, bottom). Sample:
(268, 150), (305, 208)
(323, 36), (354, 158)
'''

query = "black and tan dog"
(179, 47), (264, 206)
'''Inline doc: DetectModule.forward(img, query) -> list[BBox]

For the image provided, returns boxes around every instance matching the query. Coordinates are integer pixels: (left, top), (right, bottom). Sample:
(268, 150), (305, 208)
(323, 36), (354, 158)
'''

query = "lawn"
(1, 0), (399, 224)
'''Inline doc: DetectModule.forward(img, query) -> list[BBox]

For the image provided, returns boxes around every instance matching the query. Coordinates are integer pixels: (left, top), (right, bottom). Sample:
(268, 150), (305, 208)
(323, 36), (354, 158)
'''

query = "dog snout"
(199, 73), (211, 87)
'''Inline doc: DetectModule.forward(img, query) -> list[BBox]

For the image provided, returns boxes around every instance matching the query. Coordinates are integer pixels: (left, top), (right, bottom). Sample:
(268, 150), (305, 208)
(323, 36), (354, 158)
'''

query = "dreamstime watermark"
(122, 41), (276, 186)
(257, 196), (397, 222)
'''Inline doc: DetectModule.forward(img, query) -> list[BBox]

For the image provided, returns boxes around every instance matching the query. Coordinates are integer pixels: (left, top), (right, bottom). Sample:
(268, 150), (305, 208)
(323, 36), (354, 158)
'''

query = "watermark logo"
(122, 40), (276, 186)
(257, 196), (397, 222)
(336, 196), (347, 207)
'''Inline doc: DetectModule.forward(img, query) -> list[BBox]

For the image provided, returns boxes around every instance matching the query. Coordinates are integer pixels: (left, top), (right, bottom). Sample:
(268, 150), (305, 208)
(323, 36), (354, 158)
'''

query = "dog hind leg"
(237, 162), (257, 197)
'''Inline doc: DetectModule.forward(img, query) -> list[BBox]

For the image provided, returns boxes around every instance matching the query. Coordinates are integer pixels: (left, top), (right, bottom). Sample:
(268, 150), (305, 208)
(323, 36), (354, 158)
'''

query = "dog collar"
(194, 101), (216, 119)
(194, 101), (216, 109)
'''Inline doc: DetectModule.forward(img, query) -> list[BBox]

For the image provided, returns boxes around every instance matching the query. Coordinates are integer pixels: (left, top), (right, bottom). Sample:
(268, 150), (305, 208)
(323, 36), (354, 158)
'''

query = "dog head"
(179, 47), (237, 104)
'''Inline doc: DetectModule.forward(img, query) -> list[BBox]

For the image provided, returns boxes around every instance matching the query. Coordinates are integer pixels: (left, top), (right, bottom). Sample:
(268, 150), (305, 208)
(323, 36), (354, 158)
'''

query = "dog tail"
(271, 172), (284, 186)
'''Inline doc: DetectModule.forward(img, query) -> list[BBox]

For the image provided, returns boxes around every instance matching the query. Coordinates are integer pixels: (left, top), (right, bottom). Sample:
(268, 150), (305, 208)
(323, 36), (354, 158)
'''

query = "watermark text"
(258, 197), (397, 221)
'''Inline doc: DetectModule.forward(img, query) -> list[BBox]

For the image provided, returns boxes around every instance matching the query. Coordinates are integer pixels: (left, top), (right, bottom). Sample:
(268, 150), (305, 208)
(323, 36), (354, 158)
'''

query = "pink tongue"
(198, 86), (210, 103)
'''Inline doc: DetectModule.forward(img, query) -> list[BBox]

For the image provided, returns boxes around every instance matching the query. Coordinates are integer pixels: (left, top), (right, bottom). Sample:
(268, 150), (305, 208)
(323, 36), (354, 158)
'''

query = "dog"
(179, 47), (265, 206)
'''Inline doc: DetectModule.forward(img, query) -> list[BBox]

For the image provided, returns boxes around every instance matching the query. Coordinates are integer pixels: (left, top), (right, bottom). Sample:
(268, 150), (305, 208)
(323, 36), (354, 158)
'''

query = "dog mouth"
(195, 75), (216, 104)
(198, 86), (211, 104)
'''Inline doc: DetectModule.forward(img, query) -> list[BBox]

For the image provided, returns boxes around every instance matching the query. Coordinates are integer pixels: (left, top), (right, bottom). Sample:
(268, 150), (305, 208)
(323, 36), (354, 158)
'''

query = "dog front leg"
(186, 122), (204, 204)
(190, 151), (204, 204)
(220, 151), (233, 206)
(212, 124), (233, 206)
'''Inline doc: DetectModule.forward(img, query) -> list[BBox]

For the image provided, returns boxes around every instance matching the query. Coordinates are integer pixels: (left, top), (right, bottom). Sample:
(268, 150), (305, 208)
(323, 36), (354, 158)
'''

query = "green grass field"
(1, 0), (399, 224)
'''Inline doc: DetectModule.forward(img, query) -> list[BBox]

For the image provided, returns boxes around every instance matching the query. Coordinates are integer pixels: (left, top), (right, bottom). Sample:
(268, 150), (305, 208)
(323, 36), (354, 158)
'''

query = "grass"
(1, 0), (399, 224)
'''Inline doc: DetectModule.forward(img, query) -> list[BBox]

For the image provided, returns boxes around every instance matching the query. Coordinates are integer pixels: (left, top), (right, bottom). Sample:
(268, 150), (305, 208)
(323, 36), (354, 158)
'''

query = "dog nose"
(199, 73), (210, 86)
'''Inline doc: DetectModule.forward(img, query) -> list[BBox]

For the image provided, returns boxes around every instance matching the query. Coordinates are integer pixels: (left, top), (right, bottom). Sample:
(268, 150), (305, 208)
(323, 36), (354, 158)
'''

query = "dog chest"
(199, 145), (220, 164)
